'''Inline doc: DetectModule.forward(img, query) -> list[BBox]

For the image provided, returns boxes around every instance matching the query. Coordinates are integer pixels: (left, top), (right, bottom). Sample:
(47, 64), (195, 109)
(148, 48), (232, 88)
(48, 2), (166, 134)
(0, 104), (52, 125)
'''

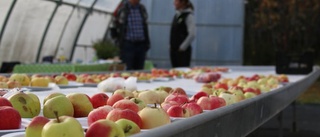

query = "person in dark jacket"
(111, 0), (150, 70)
(170, 0), (196, 68)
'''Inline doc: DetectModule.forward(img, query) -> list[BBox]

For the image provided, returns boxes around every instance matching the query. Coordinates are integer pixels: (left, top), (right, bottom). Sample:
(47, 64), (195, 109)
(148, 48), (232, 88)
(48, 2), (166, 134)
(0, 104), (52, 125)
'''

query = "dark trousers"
(120, 40), (147, 70)
(170, 46), (192, 68)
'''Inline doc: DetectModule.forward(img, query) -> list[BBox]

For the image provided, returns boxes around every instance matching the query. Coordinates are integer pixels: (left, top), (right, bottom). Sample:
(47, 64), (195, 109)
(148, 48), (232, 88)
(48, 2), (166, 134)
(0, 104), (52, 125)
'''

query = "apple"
(0, 96), (13, 107)
(114, 89), (134, 98)
(87, 105), (114, 126)
(137, 90), (160, 104)
(90, 93), (109, 108)
(196, 95), (226, 110)
(112, 99), (139, 113)
(54, 75), (69, 85)
(190, 91), (208, 102)
(214, 82), (229, 90)
(130, 98), (146, 111)
(170, 87), (187, 95)
(0, 106), (21, 129)
(85, 119), (125, 137)
(9, 73), (30, 86)
(107, 93), (124, 106)
(106, 109), (143, 129)
(25, 116), (50, 137)
(116, 118), (140, 136)
(167, 105), (190, 118)
(6, 80), (22, 89)
(164, 93), (189, 105)
(43, 92), (65, 105)
(243, 87), (261, 95)
(155, 89), (169, 103)
(42, 112), (84, 137)
(7, 91), (39, 118)
(154, 86), (173, 93)
(218, 92), (237, 105)
(25, 91), (41, 116)
(65, 73), (77, 81)
(66, 93), (93, 117)
(138, 106), (171, 129)
(182, 102), (203, 116)
(44, 76), (55, 83)
(43, 96), (74, 118)
(0, 82), (8, 88)
(160, 101), (180, 112)
(30, 77), (50, 87)
(244, 92), (257, 99)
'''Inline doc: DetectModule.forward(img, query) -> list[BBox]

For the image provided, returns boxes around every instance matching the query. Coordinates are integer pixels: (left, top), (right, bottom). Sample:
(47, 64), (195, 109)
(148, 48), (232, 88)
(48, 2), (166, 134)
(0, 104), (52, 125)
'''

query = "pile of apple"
(0, 73), (70, 89)
(195, 74), (289, 105)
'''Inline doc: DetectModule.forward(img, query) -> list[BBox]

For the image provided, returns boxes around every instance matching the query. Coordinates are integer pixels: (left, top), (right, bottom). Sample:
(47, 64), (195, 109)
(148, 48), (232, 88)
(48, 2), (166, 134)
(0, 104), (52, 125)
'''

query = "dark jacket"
(170, 12), (191, 51)
(111, 2), (150, 50)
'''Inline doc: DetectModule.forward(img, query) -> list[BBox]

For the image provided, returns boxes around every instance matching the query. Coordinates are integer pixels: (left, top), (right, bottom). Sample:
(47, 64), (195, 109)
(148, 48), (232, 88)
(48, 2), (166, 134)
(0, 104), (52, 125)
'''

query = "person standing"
(170, 0), (196, 68)
(111, 0), (150, 70)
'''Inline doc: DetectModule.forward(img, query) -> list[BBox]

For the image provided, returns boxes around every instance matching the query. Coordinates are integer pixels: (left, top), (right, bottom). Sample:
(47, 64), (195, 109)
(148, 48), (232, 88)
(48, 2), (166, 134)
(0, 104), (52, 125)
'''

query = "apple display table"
(2, 66), (319, 137)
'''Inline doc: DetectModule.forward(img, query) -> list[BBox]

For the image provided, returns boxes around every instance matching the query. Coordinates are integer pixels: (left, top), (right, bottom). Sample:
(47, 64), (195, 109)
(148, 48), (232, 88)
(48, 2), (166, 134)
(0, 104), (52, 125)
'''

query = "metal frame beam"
(0, 0), (17, 45)
(35, 0), (62, 63)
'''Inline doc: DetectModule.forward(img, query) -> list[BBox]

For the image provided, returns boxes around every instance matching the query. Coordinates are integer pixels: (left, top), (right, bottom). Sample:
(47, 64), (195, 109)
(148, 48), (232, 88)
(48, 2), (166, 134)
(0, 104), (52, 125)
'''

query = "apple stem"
(54, 111), (60, 123)
(153, 103), (157, 108)
(124, 125), (132, 133)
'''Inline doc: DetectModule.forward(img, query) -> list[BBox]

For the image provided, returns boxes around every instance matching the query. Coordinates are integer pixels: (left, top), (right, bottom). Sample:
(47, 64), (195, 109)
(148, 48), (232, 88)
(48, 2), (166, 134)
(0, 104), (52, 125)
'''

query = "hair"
(180, 0), (194, 10)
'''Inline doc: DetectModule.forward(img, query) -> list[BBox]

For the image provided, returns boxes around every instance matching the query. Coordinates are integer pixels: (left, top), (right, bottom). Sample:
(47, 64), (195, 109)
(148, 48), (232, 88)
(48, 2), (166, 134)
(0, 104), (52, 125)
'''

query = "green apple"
(43, 96), (74, 118)
(25, 91), (41, 116)
(43, 92), (65, 105)
(86, 119), (125, 137)
(244, 92), (257, 99)
(218, 92), (237, 105)
(115, 119), (140, 136)
(138, 106), (171, 129)
(30, 77), (50, 87)
(137, 90), (160, 104)
(42, 114), (84, 137)
(66, 93), (93, 117)
(9, 73), (30, 86)
(25, 116), (50, 137)
(0, 82), (8, 88)
(7, 91), (38, 118)
(54, 76), (69, 85)
(155, 90), (169, 103)
(129, 98), (146, 111)
(114, 89), (134, 98)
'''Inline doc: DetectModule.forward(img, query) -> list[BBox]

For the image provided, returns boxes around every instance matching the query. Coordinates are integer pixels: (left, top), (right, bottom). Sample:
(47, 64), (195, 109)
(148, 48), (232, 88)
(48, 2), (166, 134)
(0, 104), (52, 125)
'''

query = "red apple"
(182, 102), (203, 116)
(85, 119), (125, 137)
(107, 94), (124, 106)
(112, 99), (139, 113)
(0, 96), (13, 107)
(160, 101), (180, 112)
(65, 73), (77, 81)
(25, 116), (50, 137)
(189, 91), (208, 102)
(0, 106), (21, 129)
(90, 93), (109, 108)
(87, 105), (114, 126)
(170, 87), (187, 95)
(167, 105), (190, 118)
(243, 87), (261, 95)
(164, 93), (189, 105)
(214, 82), (229, 90)
(196, 96), (226, 110)
(106, 109), (143, 129)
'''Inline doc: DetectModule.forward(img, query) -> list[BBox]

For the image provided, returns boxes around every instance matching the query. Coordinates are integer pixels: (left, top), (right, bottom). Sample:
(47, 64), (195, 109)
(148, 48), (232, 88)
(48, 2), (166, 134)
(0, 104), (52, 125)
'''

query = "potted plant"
(92, 39), (119, 60)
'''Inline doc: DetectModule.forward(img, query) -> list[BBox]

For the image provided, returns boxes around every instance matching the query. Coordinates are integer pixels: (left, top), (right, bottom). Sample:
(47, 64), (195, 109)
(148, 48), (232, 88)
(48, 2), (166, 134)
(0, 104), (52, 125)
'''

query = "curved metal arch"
(0, 0), (17, 45)
(35, 0), (62, 63)
(69, 0), (99, 61)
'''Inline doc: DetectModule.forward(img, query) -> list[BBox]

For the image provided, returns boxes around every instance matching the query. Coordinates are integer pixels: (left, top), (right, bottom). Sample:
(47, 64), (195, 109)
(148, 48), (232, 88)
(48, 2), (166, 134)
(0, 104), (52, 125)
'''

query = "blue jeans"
(120, 40), (147, 70)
